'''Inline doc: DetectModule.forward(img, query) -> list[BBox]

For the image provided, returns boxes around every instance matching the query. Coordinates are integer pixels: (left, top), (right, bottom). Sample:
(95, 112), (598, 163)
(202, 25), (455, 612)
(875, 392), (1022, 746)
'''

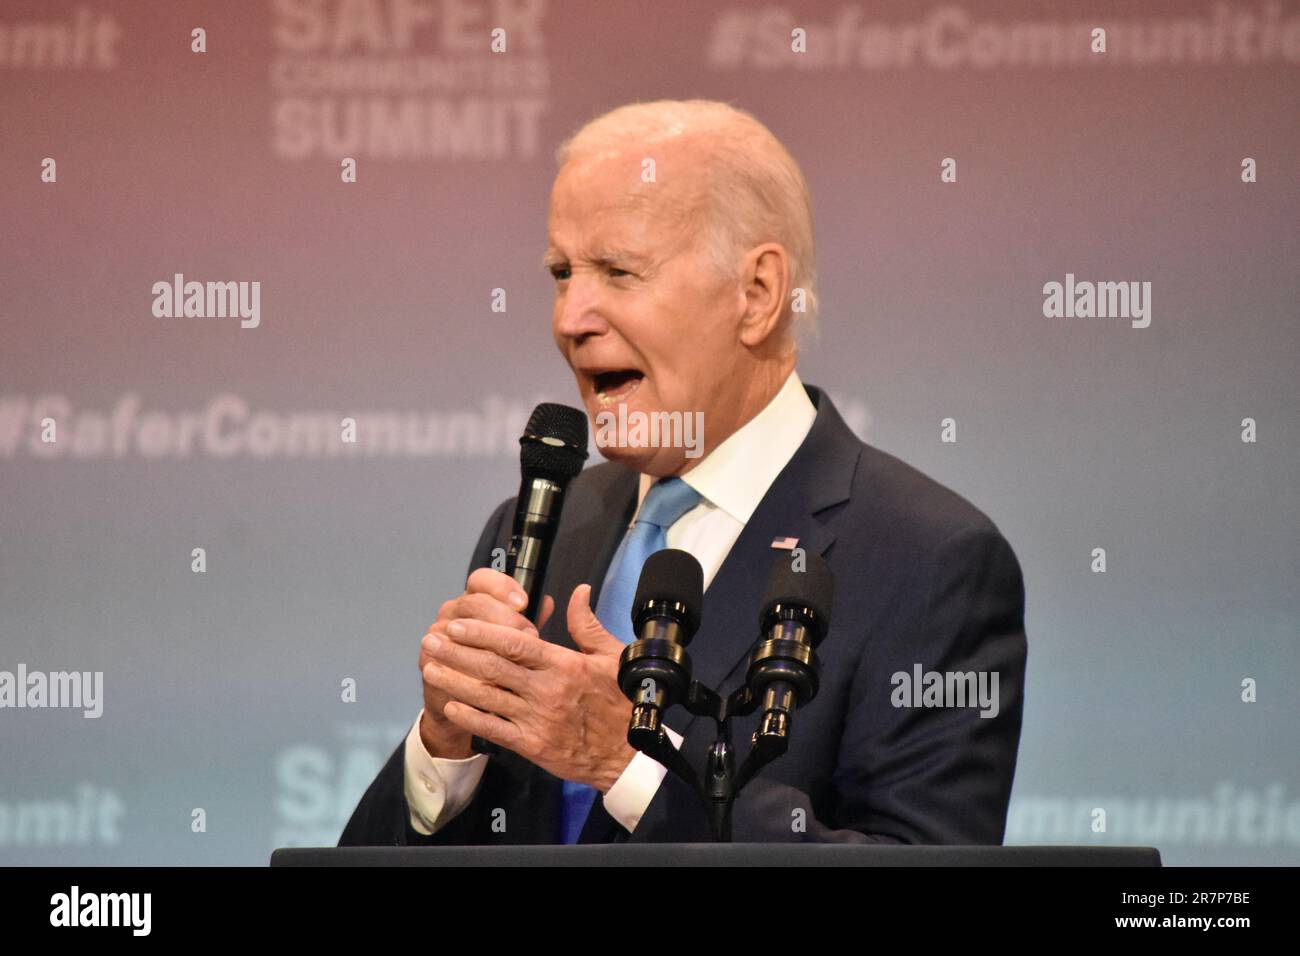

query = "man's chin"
(593, 442), (687, 477)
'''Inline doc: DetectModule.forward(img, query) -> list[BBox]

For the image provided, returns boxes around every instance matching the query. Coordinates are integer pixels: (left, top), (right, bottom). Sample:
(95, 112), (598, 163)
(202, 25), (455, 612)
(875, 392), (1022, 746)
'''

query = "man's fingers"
(536, 594), (556, 633)
(423, 629), (536, 691)
(465, 567), (531, 611)
(434, 591), (538, 635)
(443, 618), (553, 669)
(422, 661), (525, 720)
(566, 583), (625, 656)
(442, 700), (524, 751)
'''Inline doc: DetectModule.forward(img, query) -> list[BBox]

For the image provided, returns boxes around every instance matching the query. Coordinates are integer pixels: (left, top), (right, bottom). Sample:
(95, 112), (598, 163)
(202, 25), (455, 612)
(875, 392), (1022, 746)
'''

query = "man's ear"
(738, 242), (791, 349)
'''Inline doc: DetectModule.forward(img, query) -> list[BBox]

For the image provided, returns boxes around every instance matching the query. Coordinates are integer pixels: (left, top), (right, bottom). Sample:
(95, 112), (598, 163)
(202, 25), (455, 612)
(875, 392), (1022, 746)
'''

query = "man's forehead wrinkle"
(544, 223), (653, 268)
(563, 142), (703, 200)
(546, 144), (713, 269)
(555, 189), (665, 237)
(562, 234), (654, 268)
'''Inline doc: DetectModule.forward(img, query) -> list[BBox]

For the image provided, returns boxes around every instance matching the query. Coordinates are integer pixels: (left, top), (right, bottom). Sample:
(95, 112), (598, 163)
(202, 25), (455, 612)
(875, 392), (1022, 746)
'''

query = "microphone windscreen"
(632, 548), (704, 636)
(519, 403), (589, 479)
(760, 550), (834, 641)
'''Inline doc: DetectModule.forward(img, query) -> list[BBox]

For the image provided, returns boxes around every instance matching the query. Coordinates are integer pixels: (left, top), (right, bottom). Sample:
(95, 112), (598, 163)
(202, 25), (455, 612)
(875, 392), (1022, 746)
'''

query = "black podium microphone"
(746, 552), (833, 743)
(618, 549), (705, 735)
(472, 402), (588, 756)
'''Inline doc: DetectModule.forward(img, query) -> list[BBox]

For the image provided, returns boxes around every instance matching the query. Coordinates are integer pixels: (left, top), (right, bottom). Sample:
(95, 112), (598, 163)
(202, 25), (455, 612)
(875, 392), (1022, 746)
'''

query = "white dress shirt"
(404, 369), (818, 836)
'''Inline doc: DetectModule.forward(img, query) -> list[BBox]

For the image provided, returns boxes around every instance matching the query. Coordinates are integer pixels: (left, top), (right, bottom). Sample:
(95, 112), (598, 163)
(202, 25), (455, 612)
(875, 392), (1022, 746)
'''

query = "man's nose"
(553, 274), (610, 341)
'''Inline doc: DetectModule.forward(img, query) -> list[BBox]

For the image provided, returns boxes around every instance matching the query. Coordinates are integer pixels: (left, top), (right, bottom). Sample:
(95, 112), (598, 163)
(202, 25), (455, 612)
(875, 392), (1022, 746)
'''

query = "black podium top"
(271, 845), (1160, 867)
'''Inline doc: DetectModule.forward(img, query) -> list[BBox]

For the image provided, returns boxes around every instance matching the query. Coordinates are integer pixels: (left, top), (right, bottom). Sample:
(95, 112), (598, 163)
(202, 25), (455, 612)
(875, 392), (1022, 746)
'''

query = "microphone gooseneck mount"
(618, 549), (833, 841)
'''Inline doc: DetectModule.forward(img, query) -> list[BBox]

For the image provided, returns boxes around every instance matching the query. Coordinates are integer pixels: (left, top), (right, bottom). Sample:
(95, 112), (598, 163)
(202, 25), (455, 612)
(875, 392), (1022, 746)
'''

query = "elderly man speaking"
(340, 100), (1027, 846)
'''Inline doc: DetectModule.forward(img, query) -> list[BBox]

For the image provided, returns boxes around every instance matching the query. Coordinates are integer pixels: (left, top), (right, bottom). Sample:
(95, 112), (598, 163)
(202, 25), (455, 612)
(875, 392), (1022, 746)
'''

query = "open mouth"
(591, 369), (644, 405)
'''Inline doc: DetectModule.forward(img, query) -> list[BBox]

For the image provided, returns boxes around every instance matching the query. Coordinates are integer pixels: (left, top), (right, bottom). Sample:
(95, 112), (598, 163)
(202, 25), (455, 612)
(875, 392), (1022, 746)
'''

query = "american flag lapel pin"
(770, 536), (799, 550)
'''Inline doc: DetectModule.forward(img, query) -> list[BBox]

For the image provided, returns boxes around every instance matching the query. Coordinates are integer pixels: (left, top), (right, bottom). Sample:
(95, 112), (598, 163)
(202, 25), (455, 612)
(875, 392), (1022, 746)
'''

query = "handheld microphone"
(504, 403), (589, 615)
(472, 402), (587, 756)
(618, 549), (705, 736)
(746, 551), (833, 743)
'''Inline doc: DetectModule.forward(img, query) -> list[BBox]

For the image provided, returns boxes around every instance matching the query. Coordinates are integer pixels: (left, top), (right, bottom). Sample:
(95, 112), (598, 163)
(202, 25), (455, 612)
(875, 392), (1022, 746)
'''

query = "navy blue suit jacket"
(339, 385), (1027, 845)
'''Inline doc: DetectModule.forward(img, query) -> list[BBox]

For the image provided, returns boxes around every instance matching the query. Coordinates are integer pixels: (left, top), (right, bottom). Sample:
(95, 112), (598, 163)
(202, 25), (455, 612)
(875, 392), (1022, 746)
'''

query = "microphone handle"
(508, 560), (544, 625)
(505, 474), (565, 617)
(472, 474), (566, 755)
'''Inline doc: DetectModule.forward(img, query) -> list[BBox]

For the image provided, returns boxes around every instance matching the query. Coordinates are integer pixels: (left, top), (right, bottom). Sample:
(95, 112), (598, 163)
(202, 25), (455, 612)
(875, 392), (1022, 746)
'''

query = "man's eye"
(548, 265), (629, 281)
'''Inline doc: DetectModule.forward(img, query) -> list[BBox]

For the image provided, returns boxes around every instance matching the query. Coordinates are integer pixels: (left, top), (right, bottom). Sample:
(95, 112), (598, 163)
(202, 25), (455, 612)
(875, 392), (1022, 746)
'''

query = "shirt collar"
(635, 369), (817, 524)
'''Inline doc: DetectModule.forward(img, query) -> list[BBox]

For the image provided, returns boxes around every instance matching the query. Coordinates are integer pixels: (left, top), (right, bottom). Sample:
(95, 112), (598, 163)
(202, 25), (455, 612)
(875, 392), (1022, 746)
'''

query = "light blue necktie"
(558, 476), (703, 843)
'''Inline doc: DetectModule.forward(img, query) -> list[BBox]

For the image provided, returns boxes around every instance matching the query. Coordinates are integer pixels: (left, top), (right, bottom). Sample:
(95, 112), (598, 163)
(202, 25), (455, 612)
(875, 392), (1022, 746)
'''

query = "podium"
(270, 845), (1161, 867)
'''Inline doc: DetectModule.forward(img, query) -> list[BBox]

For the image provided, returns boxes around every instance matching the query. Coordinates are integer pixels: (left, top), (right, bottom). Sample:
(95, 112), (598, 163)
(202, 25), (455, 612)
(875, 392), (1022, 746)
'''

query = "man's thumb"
(567, 584), (623, 656)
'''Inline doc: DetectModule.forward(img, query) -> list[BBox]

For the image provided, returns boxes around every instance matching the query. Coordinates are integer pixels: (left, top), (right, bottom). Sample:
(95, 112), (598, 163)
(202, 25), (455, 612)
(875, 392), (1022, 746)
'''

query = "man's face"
(546, 146), (744, 475)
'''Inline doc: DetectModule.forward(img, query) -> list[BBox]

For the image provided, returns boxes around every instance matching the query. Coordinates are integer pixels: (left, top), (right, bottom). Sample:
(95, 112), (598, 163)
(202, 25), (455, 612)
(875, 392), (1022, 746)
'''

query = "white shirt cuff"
(403, 711), (489, 835)
(601, 725), (683, 834)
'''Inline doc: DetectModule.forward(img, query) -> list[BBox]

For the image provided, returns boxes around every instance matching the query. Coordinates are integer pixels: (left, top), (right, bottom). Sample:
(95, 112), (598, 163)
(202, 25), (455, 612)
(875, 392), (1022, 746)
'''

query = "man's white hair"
(555, 99), (818, 343)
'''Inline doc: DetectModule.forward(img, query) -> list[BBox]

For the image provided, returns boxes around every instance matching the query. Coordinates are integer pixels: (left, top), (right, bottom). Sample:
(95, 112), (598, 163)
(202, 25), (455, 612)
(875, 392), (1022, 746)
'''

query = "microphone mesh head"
(519, 403), (589, 480)
(760, 551), (834, 642)
(632, 549), (704, 637)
